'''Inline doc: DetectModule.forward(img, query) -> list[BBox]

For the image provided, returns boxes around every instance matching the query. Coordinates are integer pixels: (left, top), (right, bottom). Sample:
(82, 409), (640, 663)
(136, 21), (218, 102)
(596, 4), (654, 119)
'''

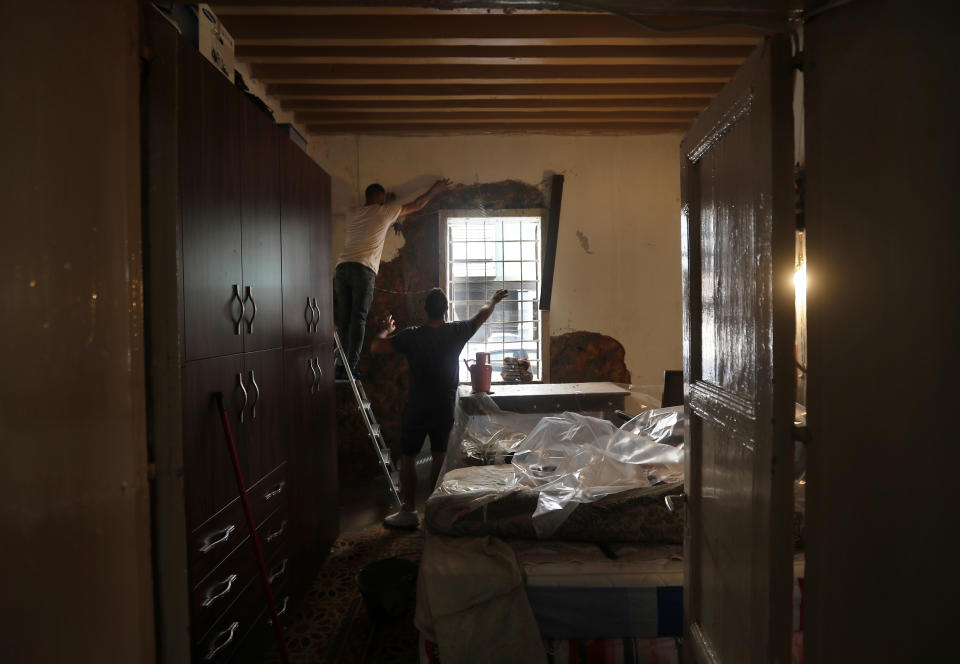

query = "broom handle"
(214, 392), (291, 664)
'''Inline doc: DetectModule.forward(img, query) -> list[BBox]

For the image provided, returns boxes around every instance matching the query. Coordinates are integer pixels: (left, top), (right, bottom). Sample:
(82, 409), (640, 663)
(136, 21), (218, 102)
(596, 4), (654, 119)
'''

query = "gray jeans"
(334, 262), (376, 372)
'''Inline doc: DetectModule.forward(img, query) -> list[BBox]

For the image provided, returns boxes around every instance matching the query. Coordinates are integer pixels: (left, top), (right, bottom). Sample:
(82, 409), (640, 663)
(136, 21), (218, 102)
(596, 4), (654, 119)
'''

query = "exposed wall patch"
(575, 230), (593, 254)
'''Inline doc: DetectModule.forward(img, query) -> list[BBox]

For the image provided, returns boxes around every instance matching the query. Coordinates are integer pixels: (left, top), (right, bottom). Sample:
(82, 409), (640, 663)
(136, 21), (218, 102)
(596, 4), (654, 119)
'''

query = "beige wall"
(308, 133), (684, 396)
(0, 1), (155, 662)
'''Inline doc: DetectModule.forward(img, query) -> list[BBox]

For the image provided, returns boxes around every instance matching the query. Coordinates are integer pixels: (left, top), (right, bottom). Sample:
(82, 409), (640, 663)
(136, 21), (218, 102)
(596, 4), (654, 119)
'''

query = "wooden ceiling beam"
(304, 121), (691, 134)
(235, 43), (754, 64)
(249, 63), (738, 82)
(266, 81), (724, 97)
(220, 13), (768, 42)
(279, 97), (709, 110)
(295, 110), (699, 122)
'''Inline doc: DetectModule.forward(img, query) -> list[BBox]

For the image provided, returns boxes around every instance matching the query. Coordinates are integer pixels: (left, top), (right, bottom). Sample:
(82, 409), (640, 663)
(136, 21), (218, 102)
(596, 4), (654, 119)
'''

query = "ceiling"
(211, 2), (786, 136)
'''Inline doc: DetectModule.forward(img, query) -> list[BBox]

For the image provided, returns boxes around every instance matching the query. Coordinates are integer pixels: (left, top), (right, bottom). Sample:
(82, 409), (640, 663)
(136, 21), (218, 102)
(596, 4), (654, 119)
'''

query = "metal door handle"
(310, 297), (320, 332)
(244, 286), (257, 334)
(268, 557), (288, 584)
(199, 524), (236, 554)
(265, 520), (287, 543)
(308, 358), (318, 393)
(202, 573), (238, 608)
(313, 357), (325, 393)
(304, 297), (314, 330)
(204, 621), (239, 661)
(664, 493), (687, 513)
(231, 284), (245, 335)
(248, 370), (260, 421)
(237, 373), (248, 424)
(264, 481), (286, 501)
(268, 596), (290, 626)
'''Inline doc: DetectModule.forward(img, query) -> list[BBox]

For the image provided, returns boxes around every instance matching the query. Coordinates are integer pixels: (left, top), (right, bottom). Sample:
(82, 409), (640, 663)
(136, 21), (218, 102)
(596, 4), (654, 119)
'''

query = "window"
(440, 210), (544, 383)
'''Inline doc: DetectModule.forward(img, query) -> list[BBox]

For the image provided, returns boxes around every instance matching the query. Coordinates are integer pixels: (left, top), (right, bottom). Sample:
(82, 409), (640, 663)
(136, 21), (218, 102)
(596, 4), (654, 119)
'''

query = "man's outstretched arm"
(369, 314), (397, 354)
(399, 178), (453, 216)
(470, 289), (509, 329)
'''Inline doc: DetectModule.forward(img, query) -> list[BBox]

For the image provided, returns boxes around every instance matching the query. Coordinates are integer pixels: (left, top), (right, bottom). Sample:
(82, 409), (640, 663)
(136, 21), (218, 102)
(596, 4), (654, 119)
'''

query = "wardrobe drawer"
(194, 576), (262, 664)
(189, 498), (247, 582)
(191, 540), (257, 640)
(249, 463), (288, 525)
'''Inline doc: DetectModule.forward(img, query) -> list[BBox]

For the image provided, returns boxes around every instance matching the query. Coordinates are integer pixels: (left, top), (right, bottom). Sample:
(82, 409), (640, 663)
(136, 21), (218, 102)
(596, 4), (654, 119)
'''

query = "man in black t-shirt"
(370, 286), (508, 528)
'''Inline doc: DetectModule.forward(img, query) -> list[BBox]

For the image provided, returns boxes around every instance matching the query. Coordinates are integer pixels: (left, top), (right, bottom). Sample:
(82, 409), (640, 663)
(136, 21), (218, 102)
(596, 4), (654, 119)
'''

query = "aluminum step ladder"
(333, 330), (403, 509)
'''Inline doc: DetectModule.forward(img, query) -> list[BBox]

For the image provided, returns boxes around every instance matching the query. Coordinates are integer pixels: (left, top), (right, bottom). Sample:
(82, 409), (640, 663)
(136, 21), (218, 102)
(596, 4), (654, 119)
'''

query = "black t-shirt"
(390, 320), (477, 405)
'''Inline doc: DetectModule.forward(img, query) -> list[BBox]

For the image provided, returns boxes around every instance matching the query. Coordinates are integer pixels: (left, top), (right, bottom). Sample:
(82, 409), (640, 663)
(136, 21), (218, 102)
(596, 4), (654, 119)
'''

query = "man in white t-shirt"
(334, 179), (451, 379)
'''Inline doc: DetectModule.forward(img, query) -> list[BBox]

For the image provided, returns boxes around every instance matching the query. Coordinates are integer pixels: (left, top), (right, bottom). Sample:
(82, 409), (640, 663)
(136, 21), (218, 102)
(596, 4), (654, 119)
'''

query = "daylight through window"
(442, 212), (542, 383)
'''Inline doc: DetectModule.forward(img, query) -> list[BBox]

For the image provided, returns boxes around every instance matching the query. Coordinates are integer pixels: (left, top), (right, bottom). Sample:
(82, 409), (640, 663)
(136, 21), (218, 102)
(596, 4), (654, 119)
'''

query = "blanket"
(415, 533), (546, 664)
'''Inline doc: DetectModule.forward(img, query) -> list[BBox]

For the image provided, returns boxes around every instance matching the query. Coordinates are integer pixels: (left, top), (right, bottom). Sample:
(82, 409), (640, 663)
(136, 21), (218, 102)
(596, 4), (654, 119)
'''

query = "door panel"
(310, 164), (334, 343)
(282, 346), (337, 557)
(182, 354), (247, 528)
(243, 349), (285, 484)
(680, 35), (795, 664)
(281, 142), (314, 349)
(180, 46), (243, 362)
(241, 103), (283, 352)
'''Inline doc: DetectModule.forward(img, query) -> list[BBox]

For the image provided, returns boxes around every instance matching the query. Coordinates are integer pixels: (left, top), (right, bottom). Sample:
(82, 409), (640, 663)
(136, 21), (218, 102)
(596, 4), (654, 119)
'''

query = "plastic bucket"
(355, 556), (418, 621)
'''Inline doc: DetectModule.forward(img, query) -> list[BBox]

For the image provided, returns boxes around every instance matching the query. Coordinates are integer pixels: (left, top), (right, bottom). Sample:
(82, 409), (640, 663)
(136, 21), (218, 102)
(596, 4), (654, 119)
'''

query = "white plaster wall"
(307, 133), (683, 393)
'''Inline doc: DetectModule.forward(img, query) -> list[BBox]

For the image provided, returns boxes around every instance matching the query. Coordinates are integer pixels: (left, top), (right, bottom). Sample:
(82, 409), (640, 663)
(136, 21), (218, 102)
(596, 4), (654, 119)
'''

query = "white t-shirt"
(336, 202), (403, 273)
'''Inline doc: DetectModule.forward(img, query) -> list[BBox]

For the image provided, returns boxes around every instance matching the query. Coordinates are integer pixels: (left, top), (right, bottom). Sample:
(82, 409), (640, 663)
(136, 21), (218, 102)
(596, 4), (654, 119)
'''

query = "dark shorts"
(401, 398), (456, 457)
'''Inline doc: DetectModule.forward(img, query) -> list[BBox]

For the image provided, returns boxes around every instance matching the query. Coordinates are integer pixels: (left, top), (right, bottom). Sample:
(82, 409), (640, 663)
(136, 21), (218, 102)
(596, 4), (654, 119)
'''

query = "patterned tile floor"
(264, 520), (424, 664)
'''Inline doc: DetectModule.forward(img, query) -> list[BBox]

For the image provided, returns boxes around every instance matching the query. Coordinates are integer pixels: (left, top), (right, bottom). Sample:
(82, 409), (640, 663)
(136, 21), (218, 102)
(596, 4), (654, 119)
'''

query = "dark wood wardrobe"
(144, 12), (336, 663)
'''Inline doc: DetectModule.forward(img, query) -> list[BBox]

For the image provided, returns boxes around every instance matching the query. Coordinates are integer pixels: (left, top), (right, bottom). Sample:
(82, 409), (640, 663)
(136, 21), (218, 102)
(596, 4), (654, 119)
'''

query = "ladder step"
(333, 330), (403, 510)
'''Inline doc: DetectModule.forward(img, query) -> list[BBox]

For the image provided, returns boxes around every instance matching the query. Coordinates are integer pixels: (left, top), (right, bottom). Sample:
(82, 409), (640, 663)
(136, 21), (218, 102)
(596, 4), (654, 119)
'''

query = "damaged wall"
(309, 134), (683, 480)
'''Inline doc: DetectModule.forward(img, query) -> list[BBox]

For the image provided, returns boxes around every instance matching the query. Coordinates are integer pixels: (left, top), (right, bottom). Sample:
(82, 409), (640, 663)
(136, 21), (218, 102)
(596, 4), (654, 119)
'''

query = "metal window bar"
(444, 215), (542, 382)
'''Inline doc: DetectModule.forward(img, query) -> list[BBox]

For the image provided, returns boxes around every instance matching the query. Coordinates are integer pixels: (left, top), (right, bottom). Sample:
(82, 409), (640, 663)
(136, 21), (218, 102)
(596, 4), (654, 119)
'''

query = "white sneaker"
(383, 510), (419, 529)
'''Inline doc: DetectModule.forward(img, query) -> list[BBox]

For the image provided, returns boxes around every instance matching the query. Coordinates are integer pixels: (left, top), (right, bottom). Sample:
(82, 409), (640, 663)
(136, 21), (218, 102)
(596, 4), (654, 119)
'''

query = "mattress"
(514, 541), (685, 639)
(516, 540), (806, 640)
(425, 465), (685, 544)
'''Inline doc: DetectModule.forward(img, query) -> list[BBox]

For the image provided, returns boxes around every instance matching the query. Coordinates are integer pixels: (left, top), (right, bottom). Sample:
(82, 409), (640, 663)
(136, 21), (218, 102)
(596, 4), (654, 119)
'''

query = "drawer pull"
(199, 524), (236, 554)
(269, 557), (288, 585)
(268, 596), (290, 626)
(263, 481), (286, 501)
(201, 573), (238, 608)
(204, 621), (239, 661)
(265, 520), (287, 543)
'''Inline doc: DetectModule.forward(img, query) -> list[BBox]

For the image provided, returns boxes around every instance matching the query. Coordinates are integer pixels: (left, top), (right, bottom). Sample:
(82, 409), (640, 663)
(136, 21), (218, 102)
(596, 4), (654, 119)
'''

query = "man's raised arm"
(369, 314), (397, 354)
(399, 178), (453, 216)
(470, 289), (509, 329)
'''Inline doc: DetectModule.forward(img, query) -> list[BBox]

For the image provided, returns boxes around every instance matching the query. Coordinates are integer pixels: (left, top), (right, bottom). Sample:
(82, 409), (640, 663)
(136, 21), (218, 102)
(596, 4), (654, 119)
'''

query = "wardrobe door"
(179, 45), (243, 362)
(281, 142), (317, 350)
(242, 348), (285, 485)
(310, 163), (334, 342)
(240, 103), (282, 353)
(181, 354), (247, 530)
(283, 346), (336, 560)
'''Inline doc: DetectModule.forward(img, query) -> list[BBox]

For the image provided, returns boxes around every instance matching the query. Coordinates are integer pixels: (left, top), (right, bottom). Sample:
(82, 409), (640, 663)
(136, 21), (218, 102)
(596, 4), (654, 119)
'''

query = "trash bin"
(355, 556), (418, 621)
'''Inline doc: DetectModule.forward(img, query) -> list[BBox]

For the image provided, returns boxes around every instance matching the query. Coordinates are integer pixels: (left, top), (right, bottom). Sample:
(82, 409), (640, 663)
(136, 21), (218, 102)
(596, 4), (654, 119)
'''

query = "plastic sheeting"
(512, 408), (685, 536)
(434, 405), (687, 537)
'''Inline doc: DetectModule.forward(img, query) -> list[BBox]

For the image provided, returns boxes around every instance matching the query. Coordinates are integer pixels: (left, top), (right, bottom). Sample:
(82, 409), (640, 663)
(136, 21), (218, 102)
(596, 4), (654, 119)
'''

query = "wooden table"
(457, 381), (631, 419)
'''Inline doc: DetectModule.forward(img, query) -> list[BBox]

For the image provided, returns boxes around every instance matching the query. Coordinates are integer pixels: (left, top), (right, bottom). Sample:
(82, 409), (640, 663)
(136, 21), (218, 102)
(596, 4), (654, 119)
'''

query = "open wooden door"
(680, 34), (796, 664)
